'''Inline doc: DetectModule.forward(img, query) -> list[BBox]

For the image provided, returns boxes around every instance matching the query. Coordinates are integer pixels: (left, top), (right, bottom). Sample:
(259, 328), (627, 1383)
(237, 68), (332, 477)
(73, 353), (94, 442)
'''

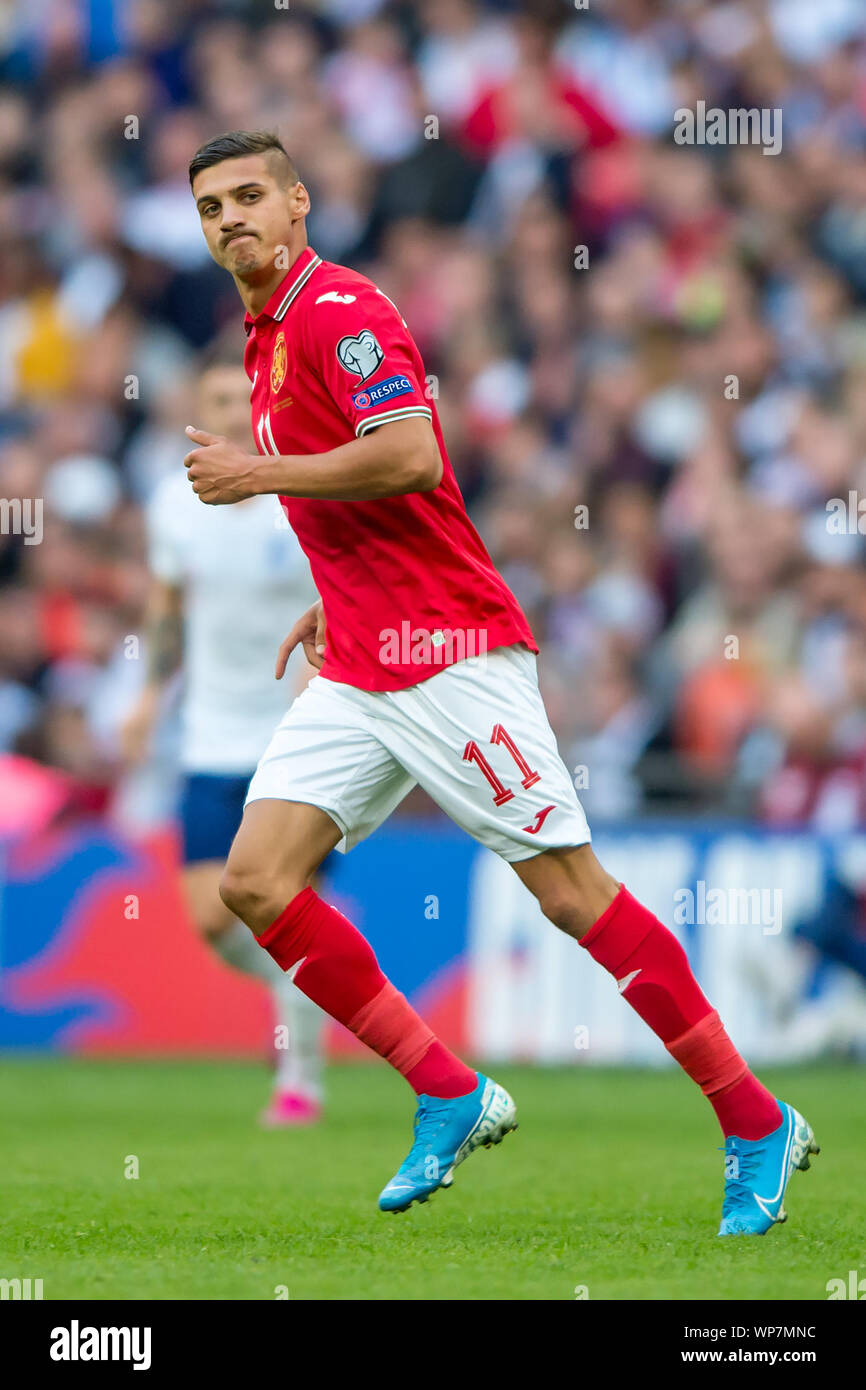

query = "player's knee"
(219, 866), (272, 926)
(538, 890), (587, 938)
(218, 867), (245, 918)
(219, 863), (308, 931)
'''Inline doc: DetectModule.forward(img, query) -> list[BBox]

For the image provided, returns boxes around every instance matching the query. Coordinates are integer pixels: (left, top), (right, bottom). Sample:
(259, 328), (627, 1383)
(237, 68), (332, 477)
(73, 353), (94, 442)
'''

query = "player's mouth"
(223, 232), (257, 249)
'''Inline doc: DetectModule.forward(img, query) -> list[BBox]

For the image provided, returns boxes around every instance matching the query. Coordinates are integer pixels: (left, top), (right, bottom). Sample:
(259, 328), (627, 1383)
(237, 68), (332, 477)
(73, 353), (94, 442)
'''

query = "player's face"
(198, 365), (254, 449)
(192, 154), (309, 279)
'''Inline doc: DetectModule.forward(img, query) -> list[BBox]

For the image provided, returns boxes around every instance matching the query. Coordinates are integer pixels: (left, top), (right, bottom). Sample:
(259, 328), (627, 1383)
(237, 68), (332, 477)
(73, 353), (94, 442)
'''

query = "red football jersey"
(244, 246), (536, 691)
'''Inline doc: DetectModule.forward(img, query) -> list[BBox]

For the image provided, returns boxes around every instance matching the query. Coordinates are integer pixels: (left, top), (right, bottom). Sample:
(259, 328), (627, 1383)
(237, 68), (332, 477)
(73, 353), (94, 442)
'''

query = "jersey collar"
(243, 247), (322, 333)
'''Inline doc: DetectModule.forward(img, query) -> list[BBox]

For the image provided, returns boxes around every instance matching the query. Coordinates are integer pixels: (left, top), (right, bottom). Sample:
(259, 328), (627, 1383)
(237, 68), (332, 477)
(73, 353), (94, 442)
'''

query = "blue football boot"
(718, 1100), (819, 1236)
(378, 1073), (517, 1213)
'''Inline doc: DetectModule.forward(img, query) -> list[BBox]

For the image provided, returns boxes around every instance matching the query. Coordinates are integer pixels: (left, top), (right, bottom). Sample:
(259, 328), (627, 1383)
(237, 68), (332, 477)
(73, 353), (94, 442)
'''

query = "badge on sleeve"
(336, 329), (384, 383)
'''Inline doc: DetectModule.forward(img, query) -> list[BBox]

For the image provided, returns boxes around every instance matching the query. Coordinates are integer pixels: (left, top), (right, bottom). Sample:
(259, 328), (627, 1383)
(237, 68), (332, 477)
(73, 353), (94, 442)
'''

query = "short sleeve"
(302, 282), (434, 438)
(146, 475), (187, 585)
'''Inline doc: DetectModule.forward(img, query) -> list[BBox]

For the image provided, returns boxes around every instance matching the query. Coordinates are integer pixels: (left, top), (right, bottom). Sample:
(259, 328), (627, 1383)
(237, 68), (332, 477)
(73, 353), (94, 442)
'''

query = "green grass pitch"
(0, 1058), (862, 1300)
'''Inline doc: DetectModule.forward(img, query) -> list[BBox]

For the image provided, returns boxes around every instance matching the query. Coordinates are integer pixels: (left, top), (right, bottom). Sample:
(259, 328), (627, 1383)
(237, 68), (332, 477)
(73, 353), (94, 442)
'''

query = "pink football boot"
(259, 1089), (322, 1128)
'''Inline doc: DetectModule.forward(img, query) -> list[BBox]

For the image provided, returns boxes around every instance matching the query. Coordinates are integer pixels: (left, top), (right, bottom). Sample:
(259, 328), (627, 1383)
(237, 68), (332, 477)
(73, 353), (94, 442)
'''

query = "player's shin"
(273, 986), (326, 1100)
(257, 886), (477, 1098)
(580, 886), (782, 1140)
(209, 919), (326, 1104)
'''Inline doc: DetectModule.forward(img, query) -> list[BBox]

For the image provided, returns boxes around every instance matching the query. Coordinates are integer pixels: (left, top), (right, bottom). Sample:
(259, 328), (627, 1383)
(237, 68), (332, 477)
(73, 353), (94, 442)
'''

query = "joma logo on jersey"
(270, 332), (287, 393)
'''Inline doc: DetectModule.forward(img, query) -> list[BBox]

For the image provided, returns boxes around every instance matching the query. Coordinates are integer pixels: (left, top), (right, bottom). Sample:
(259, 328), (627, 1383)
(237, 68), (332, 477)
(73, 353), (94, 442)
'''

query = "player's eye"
(241, 192), (260, 203)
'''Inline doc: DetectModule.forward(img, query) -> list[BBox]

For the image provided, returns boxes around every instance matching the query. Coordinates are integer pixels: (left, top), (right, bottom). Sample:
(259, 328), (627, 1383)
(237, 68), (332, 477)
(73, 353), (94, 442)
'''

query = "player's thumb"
(185, 425), (221, 446)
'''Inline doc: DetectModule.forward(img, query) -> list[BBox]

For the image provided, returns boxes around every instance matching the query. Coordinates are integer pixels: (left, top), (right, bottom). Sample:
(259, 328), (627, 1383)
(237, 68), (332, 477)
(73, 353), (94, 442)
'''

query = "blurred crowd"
(2, 0), (866, 833)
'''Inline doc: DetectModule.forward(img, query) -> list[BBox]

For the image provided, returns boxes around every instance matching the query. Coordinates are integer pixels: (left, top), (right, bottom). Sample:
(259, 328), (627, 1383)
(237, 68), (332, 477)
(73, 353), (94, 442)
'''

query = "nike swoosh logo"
(616, 968), (642, 994)
(523, 804), (556, 834)
(752, 1107), (795, 1217)
(287, 956), (307, 982)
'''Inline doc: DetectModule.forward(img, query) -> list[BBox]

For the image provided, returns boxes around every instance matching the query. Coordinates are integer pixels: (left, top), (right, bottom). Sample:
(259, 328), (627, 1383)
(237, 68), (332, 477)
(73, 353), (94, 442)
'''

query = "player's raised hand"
(275, 600), (326, 676)
(184, 425), (260, 505)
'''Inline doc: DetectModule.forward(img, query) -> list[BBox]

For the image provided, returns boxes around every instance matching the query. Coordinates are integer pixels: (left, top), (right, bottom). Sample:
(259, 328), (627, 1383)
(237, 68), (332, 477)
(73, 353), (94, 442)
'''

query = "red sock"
(258, 887), (476, 1099)
(580, 886), (782, 1139)
(666, 1013), (783, 1141)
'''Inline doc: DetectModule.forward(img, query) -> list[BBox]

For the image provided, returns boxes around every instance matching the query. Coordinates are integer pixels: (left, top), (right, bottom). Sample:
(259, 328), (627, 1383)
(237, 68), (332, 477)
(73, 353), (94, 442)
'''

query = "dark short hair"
(188, 130), (299, 189)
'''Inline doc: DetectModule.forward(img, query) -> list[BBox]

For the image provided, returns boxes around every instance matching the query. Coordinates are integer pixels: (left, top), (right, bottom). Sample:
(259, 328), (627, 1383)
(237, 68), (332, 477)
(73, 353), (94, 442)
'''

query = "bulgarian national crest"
(270, 331), (287, 394)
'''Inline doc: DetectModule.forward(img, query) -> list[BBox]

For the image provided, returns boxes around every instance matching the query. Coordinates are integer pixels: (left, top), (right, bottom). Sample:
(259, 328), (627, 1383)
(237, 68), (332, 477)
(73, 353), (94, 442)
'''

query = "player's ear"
(290, 182), (311, 218)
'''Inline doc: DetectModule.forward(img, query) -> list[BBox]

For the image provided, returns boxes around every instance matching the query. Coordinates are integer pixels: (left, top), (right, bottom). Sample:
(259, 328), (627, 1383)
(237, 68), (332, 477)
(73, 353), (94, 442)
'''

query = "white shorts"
(245, 644), (591, 863)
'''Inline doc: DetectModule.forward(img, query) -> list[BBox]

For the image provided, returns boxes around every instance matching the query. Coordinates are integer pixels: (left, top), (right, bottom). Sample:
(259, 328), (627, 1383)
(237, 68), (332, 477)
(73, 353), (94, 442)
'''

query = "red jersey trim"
(273, 254), (322, 320)
(243, 248), (322, 333)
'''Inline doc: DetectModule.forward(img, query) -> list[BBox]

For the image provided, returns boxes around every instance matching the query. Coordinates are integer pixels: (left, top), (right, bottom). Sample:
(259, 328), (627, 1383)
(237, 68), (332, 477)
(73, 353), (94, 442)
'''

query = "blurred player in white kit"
(122, 343), (326, 1126)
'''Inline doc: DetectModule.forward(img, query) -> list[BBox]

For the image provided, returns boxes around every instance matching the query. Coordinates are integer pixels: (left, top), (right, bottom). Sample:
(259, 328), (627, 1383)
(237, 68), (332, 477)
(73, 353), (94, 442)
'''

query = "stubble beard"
(231, 245), (261, 274)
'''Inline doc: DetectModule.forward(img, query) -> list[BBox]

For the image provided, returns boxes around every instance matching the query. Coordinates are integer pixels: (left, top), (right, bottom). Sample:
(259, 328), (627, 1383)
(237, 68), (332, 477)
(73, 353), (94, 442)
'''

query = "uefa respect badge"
(352, 374), (414, 410)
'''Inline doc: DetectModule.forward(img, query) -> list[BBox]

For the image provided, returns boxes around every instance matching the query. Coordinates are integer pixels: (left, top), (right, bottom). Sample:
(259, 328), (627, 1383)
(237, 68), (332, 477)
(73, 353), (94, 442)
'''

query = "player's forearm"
(143, 584), (184, 688)
(251, 421), (442, 501)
